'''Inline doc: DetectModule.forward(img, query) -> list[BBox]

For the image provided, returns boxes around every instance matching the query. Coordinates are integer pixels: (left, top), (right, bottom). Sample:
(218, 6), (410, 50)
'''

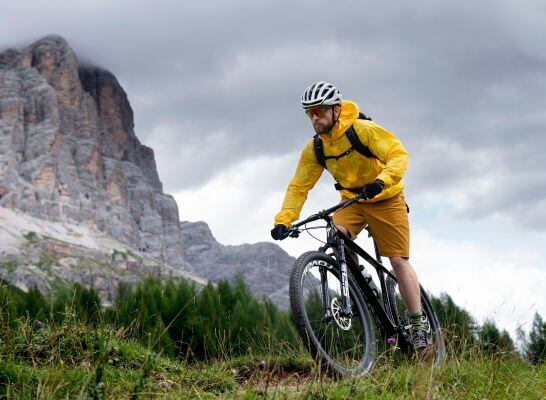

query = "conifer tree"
(527, 313), (546, 363)
(23, 286), (47, 321)
(479, 319), (514, 354)
(431, 293), (476, 352)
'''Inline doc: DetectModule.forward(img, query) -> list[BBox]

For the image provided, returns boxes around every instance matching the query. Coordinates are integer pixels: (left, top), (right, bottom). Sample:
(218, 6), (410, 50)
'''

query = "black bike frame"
(328, 218), (398, 338)
(287, 195), (404, 341)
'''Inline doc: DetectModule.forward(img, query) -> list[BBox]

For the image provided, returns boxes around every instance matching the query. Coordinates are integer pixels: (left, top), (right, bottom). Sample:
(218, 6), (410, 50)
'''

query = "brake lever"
(283, 227), (300, 239)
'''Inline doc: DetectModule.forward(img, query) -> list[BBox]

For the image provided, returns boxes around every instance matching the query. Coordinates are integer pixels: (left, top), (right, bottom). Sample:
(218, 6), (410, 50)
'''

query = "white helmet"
(301, 81), (342, 109)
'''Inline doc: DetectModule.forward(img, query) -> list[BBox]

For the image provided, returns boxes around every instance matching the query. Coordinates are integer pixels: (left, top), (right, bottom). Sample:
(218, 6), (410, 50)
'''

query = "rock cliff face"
(0, 35), (294, 308)
(0, 35), (183, 266)
(179, 221), (294, 309)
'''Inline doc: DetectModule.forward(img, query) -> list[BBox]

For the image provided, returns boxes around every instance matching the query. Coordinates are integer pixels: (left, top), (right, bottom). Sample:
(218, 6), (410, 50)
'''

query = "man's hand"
(271, 224), (288, 240)
(361, 179), (385, 199)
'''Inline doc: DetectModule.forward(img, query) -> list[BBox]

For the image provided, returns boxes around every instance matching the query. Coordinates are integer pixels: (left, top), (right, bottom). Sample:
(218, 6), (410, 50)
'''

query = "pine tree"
(479, 319), (514, 354)
(431, 292), (476, 353)
(23, 286), (47, 321)
(527, 313), (546, 364)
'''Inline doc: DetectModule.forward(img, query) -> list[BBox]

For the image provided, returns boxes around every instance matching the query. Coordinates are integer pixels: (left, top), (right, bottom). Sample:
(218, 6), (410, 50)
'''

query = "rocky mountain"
(180, 221), (294, 309)
(0, 35), (182, 266)
(0, 35), (293, 307)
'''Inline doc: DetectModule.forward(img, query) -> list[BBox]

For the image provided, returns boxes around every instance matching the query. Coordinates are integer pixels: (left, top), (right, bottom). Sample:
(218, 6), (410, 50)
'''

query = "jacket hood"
(320, 100), (359, 142)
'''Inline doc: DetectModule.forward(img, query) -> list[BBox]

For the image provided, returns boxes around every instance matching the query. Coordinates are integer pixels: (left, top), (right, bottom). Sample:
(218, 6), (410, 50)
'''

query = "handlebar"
(281, 192), (366, 239)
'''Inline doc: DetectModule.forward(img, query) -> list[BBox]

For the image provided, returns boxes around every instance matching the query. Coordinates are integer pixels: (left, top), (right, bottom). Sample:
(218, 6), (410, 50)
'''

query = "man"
(270, 81), (429, 351)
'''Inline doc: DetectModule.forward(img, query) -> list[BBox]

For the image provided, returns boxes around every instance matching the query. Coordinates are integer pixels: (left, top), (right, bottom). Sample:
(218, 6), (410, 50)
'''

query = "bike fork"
(319, 266), (332, 322)
(337, 237), (352, 316)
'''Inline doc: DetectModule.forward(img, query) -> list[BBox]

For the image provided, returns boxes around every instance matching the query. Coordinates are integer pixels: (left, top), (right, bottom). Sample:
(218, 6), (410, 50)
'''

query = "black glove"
(361, 179), (385, 199)
(271, 224), (288, 240)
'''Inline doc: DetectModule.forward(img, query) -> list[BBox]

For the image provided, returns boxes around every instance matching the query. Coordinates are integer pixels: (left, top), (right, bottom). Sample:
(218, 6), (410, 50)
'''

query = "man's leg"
(360, 193), (419, 312)
(390, 256), (431, 352)
(389, 256), (421, 313)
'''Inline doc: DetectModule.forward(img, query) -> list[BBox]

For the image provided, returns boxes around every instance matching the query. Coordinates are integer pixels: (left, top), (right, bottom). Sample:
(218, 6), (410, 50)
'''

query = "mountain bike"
(279, 193), (446, 376)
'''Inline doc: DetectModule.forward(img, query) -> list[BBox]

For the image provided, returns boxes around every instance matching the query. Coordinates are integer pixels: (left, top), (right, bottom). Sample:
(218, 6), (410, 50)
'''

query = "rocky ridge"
(179, 221), (294, 309)
(0, 206), (208, 304)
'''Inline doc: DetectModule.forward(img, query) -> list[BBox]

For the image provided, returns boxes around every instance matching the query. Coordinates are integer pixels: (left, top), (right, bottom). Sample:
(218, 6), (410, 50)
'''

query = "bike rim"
(299, 259), (373, 374)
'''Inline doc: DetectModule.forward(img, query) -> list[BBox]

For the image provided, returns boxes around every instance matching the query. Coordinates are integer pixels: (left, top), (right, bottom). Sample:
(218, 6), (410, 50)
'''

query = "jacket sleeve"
(360, 123), (409, 189)
(274, 141), (324, 227)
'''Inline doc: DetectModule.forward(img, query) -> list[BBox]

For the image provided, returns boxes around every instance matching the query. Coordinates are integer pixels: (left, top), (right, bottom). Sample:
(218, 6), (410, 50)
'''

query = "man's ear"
(334, 104), (341, 118)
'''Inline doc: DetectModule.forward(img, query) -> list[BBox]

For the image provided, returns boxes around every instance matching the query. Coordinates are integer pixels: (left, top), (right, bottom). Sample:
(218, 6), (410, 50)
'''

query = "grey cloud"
(1, 0), (545, 230)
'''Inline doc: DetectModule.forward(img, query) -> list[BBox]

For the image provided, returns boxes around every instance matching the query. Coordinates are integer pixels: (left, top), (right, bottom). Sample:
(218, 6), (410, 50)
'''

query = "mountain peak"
(0, 35), (177, 265)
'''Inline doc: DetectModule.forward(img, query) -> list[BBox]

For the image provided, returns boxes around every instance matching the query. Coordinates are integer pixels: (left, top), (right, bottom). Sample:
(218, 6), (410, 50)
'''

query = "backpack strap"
(313, 134), (327, 169)
(345, 126), (377, 159)
(358, 112), (372, 121)
(312, 112), (378, 170)
(334, 182), (362, 193)
(314, 134), (358, 168)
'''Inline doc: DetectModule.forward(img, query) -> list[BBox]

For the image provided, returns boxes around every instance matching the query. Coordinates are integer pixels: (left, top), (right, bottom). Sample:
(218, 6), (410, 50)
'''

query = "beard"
(313, 121), (334, 135)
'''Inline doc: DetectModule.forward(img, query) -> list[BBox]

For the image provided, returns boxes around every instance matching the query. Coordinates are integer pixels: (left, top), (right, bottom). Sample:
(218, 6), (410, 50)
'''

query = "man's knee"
(389, 256), (408, 270)
(335, 225), (351, 238)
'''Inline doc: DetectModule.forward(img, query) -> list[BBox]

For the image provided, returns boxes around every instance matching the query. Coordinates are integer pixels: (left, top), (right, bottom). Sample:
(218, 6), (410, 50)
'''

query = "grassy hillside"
(1, 318), (544, 399)
(1, 278), (544, 399)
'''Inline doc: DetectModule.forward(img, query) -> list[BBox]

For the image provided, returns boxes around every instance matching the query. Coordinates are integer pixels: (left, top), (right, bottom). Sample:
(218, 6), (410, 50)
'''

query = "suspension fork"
(319, 266), (332, 322)
(335, 235), (352, 316)
(322, 222), (352, 317)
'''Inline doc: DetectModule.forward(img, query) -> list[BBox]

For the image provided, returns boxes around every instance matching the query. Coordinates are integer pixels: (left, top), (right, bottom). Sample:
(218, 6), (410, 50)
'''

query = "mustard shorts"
(332, 192), (410, 258)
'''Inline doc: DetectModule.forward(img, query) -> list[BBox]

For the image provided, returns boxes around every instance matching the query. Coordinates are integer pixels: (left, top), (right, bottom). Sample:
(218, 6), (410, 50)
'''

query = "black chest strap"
(313, 136), (356, 169)
(313, 113), (378, 170)
(313, 112), (383, 193)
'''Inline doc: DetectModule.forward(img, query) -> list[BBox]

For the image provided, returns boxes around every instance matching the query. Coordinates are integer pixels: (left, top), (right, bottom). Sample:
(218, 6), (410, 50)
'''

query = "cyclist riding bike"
(271, 81), (430, 352)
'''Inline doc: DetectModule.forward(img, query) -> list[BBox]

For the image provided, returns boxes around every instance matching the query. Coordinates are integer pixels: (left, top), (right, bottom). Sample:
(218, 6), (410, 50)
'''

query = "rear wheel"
(386, 274), (446, 365)
(289, 251), (377, 376)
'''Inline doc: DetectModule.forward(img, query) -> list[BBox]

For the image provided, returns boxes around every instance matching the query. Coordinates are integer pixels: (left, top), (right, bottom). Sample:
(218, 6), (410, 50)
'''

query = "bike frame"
(287, 194), (408, 344)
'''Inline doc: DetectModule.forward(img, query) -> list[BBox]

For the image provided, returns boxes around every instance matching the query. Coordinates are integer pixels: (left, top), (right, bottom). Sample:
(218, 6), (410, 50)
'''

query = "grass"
(1, 315), (544, 399)
(22, 231), (39, 244)
(1, 261), (16, 274)
(0, 281), (543, 399)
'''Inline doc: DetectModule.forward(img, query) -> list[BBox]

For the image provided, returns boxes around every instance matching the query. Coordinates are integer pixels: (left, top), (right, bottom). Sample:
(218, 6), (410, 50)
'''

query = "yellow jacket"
(274, 100), (408, 227)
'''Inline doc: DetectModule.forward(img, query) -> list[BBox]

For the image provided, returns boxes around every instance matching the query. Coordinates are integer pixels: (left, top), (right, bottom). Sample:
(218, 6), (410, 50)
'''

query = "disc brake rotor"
(331, 297), (351, 330)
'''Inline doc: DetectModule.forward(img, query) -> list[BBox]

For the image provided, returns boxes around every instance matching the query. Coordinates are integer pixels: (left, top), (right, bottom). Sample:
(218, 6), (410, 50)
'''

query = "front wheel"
(289, 251), (377, 376)
(386, 274), (446, 365)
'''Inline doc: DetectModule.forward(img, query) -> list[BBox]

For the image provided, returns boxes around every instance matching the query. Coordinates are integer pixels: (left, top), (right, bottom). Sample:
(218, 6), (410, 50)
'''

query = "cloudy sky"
(2, 0), (545, 338)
